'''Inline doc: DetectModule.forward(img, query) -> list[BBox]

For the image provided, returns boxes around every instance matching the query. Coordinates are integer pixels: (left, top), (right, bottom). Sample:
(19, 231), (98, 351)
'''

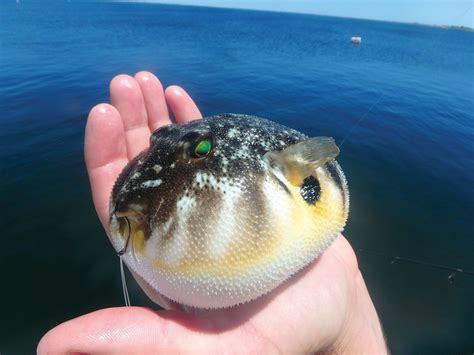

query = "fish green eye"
(194, 139), (212, 157)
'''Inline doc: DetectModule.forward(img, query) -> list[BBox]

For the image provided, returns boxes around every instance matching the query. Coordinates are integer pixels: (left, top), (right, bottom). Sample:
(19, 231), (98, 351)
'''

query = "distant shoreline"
(423, 24), (474, 32)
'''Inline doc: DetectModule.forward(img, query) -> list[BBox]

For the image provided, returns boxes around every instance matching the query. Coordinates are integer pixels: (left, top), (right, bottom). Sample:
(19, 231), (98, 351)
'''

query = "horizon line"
(108, 0), (474, 29)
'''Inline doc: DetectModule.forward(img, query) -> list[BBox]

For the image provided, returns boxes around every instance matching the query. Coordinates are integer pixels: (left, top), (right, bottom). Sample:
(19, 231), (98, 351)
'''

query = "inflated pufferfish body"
(109, 114), (349, 309)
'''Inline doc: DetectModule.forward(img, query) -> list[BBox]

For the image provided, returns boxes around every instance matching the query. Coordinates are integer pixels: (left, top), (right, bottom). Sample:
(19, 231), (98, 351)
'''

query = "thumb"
(37, 306), (264, 354)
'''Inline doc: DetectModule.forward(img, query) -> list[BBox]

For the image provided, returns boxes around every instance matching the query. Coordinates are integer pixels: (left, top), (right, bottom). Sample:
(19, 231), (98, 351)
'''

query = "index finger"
(85, 104), (129, 229)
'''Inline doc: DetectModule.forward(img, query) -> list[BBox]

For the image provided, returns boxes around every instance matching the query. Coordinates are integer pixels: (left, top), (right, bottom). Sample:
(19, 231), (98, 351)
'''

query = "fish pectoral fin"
(263, 137), (339, 186)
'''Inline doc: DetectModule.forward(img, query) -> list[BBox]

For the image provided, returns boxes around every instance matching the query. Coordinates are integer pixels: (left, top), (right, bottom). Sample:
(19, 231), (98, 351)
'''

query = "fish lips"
(110, 205), (151, 257)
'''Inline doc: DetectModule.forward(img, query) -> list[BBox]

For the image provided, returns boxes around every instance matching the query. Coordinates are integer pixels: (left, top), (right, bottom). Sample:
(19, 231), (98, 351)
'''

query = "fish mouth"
(111, 208), (149, 257)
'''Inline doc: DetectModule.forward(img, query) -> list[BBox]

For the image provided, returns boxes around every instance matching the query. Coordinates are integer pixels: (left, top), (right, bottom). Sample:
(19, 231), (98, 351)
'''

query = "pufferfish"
(109, 113), (349, 309)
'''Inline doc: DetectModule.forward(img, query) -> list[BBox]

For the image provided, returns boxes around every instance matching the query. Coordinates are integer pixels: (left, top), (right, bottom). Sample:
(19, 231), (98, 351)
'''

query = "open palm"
(38, 72), (386, 354)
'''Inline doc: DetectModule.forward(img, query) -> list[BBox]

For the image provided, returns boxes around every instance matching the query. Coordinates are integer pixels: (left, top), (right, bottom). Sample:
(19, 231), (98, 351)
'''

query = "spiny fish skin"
(109, 113), (349, 309)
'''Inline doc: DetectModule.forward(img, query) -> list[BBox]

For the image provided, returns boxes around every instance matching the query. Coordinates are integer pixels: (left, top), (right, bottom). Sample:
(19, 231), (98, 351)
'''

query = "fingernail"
(139, 73), (150, 81)
(119, 77), (134, 89)
(98, 104), (109, 114)
(171, 87), (184, 97)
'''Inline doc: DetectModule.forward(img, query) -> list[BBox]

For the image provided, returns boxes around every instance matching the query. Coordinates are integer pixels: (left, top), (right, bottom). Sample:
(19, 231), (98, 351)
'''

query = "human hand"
(38, 72), (387, 354)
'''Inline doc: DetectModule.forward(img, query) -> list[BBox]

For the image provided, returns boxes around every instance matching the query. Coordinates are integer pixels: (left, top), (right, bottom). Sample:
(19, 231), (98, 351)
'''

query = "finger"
(165, 85), (202, 123)
(110, 75), (151, 160)
(85, 104), (129, 229)
(135, 71), (171, 132)
(37, 307), (263, 354)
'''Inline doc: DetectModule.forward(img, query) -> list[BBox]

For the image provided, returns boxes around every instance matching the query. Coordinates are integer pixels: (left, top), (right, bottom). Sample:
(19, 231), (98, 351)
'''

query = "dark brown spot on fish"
(300, 175), (321, 205)
(325, 161), (347, 210)
(326, 161), (343, 190)
(275, 177), (291, 196)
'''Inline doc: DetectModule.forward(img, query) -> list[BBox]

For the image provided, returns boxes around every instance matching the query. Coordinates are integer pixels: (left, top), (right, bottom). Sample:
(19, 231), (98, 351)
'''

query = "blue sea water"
(0, 2), (473, 353)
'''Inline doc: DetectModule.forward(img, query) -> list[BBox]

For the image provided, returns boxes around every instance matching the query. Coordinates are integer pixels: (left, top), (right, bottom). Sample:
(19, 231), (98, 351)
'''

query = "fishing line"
(338, 93), (383, 148)
(357, 248), (474, 283)
(337, 3), (473, 149)
(120, 255), (131, 307)
(338, 5), (473, 280)
(117, 217), (132, 307)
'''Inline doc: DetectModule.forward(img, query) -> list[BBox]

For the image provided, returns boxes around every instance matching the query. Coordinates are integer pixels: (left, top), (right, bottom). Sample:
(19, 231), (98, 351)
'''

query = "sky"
(121, 0), (474, 27)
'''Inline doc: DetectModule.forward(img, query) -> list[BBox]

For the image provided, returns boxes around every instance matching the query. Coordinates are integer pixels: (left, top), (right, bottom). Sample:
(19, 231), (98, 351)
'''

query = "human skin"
(38, 71), (388, 354)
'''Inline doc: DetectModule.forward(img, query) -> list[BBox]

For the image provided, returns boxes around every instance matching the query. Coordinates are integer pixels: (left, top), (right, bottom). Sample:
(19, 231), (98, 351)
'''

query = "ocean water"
(0, 2), (473, 353)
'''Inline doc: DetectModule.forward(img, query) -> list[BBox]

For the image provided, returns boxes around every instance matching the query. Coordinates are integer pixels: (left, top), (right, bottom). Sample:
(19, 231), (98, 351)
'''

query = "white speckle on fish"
(227, 127), (240, 138)
(141, 179), (162, 188)
(176, 194), (196, 214)
(152, 165), (162, 174)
